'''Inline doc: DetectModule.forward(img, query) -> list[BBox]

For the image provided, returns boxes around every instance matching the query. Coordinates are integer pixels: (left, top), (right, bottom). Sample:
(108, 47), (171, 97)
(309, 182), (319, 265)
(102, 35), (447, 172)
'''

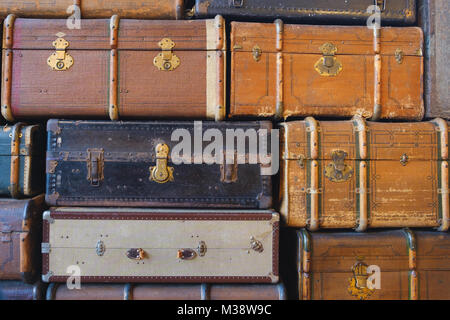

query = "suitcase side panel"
(0, 281), (45, 300)
(43, 211), (279, 283)
(47, 283), (286, 300)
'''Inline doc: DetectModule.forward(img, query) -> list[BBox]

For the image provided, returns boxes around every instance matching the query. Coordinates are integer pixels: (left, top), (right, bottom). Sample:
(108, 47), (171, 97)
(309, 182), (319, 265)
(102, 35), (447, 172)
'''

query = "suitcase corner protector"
(42, 271), (53, 283)
(43, 211), (54, 224)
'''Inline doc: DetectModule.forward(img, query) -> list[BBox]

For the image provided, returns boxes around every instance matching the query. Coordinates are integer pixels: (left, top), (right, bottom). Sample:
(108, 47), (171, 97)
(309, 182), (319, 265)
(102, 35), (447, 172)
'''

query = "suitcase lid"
(298, 229), (411, 273)
(0, 124), (44, 156)
(231, 22), (422, 56)
(0, 195), (45, 233)
(5, 15), (226, 51)
(281, 117), (449, 161)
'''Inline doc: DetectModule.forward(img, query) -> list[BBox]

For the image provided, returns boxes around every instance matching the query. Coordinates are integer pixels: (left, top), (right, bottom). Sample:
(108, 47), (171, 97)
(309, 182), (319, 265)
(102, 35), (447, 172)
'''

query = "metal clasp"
(400, 154), (409, 166)
(250, 237), (264, 253)
(314, 42), (343, 77)
(375, 0), (386, 11)
(395, 49), (404, 64)
(149, 144), (174, 184)
(87, 149), (104, 187)
(231, 0), (244, 8)
(47, 38), (74, 71)
(153, 38), (180, 71)
(324, 150), (354, 183)
(126, 248), (146, 260)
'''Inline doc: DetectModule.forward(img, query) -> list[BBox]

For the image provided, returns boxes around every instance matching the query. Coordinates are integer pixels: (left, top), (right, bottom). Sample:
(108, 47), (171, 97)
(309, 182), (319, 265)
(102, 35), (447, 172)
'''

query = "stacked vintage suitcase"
(0, 0), (448, 300)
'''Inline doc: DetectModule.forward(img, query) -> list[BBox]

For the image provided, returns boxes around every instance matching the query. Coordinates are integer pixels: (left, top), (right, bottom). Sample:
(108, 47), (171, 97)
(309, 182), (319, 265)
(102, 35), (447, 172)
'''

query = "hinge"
(42, 242), (51, 254)
(153, 38), (180, 71)
(86, 149), (105, 187)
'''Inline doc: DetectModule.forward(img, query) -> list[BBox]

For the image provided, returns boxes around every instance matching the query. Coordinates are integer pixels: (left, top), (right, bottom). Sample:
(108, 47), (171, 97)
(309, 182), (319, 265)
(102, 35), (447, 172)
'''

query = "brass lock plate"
(314, 42), (342, 77)
(126, 248), (146, 260)
(252, 45), (262, 62)
(47, 38), (74, 71)
(324, 150), (353, 183)
(153, 38), (180, 71)
(149, 143), (174, 184)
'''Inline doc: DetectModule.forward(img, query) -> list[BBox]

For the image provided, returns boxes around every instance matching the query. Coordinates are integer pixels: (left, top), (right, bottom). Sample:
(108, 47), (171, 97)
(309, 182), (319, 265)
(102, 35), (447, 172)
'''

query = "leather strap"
(403, 229), (418, 300)
(297, 229), (311, 300)
(10, 123), (24, 198)
(353, 116), (369, 232)
(372, 28), (382, 120)
(274, 19), (284, 120)
(305, 117), (320, 231)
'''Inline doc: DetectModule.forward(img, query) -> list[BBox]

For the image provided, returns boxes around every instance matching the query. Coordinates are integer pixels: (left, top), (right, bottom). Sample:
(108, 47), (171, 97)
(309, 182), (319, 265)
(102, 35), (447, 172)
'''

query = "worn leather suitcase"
(230, 21), (424, 120)
(0, 123), (45, 198)
(46, 120), (273, 208)
(280, 117), (449, 231)
(1, 15), (226, 122)
(0, 281), (46, 300)
(0, 195), (45, 283)
(194, 0), (416, 25)
(0, 1), (185, 19)
(46, 283), (286, 300)
(297, 229), (450, 300)
(419, 0), (449, 119)
(42, 208), (279, 283)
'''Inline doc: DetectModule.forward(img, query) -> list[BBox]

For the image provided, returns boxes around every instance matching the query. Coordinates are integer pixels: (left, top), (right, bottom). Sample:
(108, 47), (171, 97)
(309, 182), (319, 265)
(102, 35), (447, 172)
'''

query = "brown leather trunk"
(230, 22), (424, 120)
(0, 195), (45, 283)
(1, 15), (226, 122)
(280, 117), (449, 231)
(46, 283), (286, 300)
(419, 0), (450, 119)
(0, 1), (184, 19)
(297, 229), (450, 300)
(0, 281), (46, 300)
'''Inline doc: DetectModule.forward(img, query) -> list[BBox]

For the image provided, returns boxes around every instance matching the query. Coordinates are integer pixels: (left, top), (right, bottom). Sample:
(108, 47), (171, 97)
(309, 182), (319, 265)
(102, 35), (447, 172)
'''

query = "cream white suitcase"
(42, 208), (279, 283)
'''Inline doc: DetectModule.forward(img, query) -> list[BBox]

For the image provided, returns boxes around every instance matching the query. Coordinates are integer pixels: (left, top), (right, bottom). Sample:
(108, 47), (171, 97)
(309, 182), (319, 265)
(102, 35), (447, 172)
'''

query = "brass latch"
(87, 149), (104, 187)
(96, 240), (105, 256)
(153, 38), (180, 71)
(47, 38), (74, 71)
(149, 143), (174, 184)
(178, 241), (207, 260)
(324, 150), (354, 183)
(314, 42), (343, 77)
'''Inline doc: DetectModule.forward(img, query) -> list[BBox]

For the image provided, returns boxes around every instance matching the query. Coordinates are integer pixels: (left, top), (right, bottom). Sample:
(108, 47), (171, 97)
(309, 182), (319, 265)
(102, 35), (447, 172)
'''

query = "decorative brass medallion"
(314, 42), (342, 77)
(149, 143), (174, 184)
(324, 150), (353, 183)
(47, 38), (74, 71)
(153, 38), (180, 71)
(347, 257), (376, 300)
